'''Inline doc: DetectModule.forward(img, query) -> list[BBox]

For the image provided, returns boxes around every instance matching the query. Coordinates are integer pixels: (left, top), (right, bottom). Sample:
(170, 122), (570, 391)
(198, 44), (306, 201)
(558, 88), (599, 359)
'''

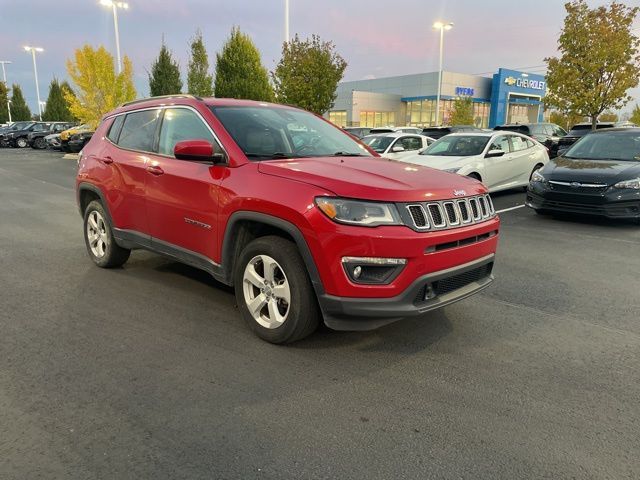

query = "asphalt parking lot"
(1, 147), (639, 479)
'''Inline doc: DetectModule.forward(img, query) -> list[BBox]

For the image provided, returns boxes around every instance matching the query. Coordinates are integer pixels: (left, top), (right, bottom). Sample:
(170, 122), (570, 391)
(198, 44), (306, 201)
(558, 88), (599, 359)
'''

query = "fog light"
(353, 265), (362, 279)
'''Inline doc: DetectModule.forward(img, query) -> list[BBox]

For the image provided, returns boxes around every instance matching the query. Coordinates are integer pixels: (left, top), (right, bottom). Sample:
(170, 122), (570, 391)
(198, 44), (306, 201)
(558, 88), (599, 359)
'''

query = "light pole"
(24, 46), (44, 121)
(0, 60), (12, 123)
(100, 0), (129, 74)
(284, 0), (290, 43)
(433, 21), (453, 126)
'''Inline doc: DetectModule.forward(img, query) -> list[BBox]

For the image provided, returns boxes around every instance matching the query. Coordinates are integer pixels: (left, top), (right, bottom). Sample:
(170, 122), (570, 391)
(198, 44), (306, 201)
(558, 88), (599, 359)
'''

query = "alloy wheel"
(242, 255), (291, 329)
(86, 210), (108, 258)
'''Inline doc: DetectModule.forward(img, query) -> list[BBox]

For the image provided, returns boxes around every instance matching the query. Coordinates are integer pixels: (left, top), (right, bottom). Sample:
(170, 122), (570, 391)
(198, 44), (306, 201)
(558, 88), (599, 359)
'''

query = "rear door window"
(117, 109), (160, 152)
(510, 136), (529, 151)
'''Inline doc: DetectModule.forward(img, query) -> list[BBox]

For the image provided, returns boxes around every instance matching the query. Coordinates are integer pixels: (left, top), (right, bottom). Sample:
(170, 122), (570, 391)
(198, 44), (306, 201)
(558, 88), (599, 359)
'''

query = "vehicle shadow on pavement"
(293, 310), (454, 354)
(536, 212), (640, 229)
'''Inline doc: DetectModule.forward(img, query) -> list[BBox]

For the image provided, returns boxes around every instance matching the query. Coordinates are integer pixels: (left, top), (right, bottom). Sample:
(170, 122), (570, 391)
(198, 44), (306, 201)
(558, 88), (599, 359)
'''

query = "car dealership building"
(327, 68), (547, 129)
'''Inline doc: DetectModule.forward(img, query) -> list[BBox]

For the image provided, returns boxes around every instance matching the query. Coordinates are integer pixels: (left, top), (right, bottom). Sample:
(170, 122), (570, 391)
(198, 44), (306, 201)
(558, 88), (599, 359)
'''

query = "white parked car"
(401, 132), (549, 192)
(361, 132), (435, 160)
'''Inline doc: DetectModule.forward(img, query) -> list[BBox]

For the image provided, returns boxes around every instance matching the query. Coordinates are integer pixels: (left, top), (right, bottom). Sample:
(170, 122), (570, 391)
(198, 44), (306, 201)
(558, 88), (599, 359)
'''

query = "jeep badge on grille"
(453, 190), (467, 197)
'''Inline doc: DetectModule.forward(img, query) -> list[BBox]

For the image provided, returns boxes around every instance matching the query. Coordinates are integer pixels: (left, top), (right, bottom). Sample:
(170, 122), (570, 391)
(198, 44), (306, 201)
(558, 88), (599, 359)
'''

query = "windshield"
(361, 135), (394, 153)
(564, 132), (640, 161)
(210, 105), (371, 159)
(10, 122), (34, 131)
(420, 135), (490, 157)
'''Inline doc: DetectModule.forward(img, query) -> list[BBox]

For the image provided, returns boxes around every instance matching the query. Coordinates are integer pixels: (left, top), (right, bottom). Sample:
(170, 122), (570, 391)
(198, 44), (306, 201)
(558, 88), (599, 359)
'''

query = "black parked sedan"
(527, 128), (640, 223)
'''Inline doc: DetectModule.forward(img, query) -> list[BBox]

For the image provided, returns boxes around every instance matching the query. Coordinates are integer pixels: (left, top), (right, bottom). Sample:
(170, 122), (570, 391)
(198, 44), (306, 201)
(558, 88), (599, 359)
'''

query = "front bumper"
(318, 254), (495, 330)
(526, 184), (640, 219)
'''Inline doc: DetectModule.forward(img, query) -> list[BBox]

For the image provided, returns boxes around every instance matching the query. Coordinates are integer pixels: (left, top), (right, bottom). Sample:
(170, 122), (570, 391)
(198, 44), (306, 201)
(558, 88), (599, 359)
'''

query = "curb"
(63, 153), (79, 161)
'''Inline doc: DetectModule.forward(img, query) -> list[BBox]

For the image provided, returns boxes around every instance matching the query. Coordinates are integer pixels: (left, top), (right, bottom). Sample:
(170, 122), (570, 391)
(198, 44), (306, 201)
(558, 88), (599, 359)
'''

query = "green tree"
(65, 45), (136, 128)
(214, 27), (274, 101)
(599, 111), (618, 122)
(42, 79), (75, 121)
(0, 82), (9, 123)
(10, 84), (31, 121)
(549, 110), (585, 130)
(448, 96), (474, 126)
(187, 30), (214, 96)
(148, 41), (183, 96)
(545, 0), (640, 130)
(272, 34), (347, 115)
(630, 104), (640, 126)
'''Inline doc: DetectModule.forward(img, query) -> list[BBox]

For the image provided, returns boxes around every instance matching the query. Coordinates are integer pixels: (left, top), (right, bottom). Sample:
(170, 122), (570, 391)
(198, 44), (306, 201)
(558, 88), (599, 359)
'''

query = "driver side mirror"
(485, 149), (505, 158)
(391, 145), (405, 153)
(174, 140), (225, 164)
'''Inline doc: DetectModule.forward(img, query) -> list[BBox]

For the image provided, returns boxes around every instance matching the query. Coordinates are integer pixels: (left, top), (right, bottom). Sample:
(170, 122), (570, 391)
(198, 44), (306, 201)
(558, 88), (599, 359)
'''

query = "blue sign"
(488, 68), (547, 128)
(455, 86), (475, 96)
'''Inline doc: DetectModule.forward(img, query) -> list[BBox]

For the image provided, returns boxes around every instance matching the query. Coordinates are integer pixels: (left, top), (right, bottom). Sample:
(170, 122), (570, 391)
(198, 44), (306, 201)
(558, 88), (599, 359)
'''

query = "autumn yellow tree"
(65, 45), (136, 128)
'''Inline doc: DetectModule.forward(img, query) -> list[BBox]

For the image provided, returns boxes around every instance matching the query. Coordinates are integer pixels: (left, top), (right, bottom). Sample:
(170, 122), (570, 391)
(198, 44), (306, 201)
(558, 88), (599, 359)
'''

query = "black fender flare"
(221, 211), (325, 296)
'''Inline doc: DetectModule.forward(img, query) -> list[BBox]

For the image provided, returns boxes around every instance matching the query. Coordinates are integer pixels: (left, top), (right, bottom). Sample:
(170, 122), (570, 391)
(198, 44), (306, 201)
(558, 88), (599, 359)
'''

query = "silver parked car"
(401, 132), (549, 193)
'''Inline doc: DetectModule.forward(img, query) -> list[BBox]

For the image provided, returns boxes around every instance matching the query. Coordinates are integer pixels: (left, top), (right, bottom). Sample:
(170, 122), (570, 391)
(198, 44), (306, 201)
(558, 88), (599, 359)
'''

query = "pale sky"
(1, 0), (639, 116)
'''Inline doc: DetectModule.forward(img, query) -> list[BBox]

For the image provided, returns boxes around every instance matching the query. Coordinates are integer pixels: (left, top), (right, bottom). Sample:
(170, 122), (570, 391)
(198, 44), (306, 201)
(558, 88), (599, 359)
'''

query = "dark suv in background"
(28, 122), (76, 149)
(557, 122), (616, 152)
(421, 125), (484, 139)
(494, 123), (567, 157)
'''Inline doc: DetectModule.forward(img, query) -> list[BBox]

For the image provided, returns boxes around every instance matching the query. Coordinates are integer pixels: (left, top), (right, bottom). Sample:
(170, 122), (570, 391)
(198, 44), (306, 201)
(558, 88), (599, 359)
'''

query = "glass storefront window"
(328, 110), (347, 127)
(358, 111), (396, 127)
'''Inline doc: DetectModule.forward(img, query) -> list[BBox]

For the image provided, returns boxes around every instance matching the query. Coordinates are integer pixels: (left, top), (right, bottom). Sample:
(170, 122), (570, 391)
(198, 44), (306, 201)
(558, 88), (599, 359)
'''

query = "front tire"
(234, 236), (320, 344)
(33, 137), (46, 149)
(16, 137), (28, 148)
(83, 200), (130, 268)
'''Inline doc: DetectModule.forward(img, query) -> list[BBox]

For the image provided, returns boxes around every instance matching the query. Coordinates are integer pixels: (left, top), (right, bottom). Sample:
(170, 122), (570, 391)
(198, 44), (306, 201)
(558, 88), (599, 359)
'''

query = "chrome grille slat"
(405, 195), (496, 231)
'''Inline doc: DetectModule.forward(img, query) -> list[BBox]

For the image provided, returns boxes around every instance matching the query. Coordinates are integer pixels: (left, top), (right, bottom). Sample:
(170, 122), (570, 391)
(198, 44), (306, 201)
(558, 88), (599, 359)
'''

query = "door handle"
(99, 156), (114, 165)
(146, 165), (164, 176)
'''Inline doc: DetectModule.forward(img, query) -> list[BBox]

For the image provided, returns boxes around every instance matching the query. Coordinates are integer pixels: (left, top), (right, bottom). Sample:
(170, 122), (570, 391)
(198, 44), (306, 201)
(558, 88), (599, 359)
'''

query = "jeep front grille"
(405, 195), (495, 231)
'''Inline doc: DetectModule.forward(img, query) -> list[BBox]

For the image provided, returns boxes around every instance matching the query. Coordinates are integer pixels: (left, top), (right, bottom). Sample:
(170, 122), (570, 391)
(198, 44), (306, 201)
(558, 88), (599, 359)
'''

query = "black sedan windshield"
(420, 135), (490, 156)
(565, 131), (640, 161)
(210, 105), (371, 159)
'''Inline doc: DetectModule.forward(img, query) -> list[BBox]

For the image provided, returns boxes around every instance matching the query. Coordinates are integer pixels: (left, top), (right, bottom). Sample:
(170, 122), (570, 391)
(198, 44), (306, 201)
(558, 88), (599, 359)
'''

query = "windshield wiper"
(245, 152), (292, 159)
(332, 151), (366, 156)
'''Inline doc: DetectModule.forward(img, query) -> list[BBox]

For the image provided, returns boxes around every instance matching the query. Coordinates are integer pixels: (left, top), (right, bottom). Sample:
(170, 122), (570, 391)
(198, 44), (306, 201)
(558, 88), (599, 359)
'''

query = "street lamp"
(284, 0), (290, 43)
(433, 21), (453, 126)
(100, 0), (129, 74)
(24, 46), (44, 121)
(0, 60), (12, 123)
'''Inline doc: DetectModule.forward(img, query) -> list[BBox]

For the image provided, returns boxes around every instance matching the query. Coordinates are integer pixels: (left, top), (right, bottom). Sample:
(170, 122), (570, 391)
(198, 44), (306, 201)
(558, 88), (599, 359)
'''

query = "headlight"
(315, 197), (402, 226)
(530, 170), (546, 183)
(613, 178), (640, 190)
(443, 168), (460, 174)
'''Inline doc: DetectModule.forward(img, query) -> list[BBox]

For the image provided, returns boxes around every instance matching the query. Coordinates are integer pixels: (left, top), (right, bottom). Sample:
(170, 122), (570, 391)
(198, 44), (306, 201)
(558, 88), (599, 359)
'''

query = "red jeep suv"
(76, 95), (500, 343)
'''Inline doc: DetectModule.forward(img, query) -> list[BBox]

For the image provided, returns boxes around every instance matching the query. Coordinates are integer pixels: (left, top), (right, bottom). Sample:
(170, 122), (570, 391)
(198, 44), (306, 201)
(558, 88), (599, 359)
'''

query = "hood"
(546, 156), (640, 184)
(257, 156), (486, 202)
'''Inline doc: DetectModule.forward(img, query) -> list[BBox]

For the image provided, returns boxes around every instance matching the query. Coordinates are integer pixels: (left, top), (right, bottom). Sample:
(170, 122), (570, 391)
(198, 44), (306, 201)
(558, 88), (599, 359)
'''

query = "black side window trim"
(108, 115), (125, 144)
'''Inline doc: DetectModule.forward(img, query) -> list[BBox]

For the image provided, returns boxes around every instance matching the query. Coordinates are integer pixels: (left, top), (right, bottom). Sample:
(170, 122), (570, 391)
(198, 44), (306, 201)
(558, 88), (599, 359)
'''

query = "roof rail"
(120, 94), (203, 108)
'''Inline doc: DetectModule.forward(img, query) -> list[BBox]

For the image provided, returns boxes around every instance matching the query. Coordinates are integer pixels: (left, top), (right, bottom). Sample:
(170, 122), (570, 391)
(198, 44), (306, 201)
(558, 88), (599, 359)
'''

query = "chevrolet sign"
(504, 76), (545, 91)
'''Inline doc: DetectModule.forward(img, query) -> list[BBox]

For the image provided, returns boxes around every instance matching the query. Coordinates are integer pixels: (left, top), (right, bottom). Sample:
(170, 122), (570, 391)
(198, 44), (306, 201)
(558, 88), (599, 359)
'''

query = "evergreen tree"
(214, 27), (274, 101)
(187, 30), (214, 96)
(148, 41), (183, 96)
(630, 104), (640, 126)
(0, 82), (9, 124)
(272, 35), (347, 115)
(10, 84), (31, 121)
(42, 79), (75, 121)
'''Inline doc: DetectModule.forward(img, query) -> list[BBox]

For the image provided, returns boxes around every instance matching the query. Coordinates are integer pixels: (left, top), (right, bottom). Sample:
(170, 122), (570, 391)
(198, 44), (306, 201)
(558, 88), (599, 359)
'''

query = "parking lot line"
(495, 204), (526, 214)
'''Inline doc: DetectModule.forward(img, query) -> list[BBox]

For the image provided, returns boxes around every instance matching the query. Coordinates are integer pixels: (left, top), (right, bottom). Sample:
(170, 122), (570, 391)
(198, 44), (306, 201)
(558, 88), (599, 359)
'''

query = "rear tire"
(16, 137), (28, 148)
(33, 137), (46, 149)
(83, 200), (130, 268)
(234, 236), (320, 344)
